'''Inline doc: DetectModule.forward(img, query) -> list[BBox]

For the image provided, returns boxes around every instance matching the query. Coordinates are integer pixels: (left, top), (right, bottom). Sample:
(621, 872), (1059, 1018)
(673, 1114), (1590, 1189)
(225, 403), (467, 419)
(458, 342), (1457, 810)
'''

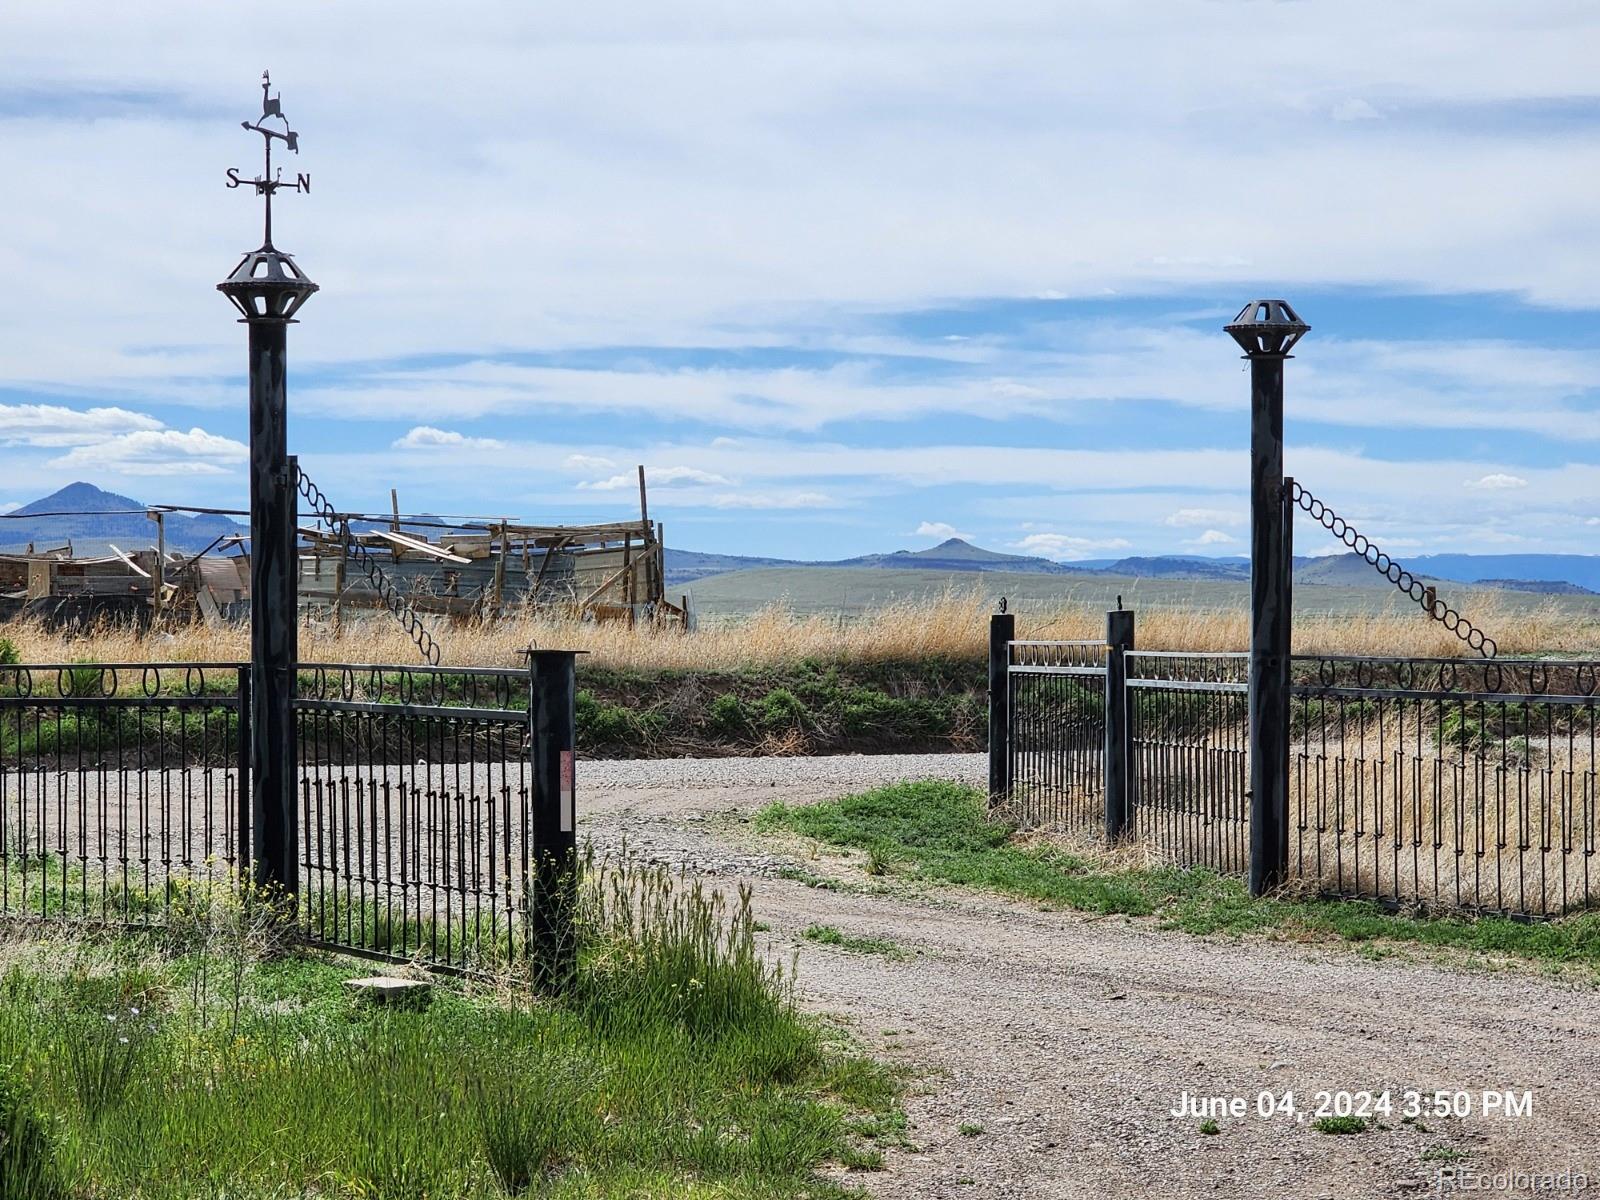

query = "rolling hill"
(0, 483), (245, 555)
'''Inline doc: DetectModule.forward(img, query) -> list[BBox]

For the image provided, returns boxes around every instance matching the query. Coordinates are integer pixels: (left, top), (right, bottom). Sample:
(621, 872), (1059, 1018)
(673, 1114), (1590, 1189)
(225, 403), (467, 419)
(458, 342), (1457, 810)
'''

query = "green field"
(683, 566), (1600, 622)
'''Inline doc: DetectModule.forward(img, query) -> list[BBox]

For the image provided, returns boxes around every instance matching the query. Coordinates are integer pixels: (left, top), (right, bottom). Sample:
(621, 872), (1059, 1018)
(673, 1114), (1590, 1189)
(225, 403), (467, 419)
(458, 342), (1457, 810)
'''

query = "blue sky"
(2, 2), (1598, 561)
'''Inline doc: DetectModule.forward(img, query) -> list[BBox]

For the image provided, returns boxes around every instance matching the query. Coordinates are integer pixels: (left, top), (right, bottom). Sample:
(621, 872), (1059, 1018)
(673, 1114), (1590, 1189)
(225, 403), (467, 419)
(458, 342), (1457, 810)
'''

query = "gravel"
(578, 751), (986, 793)
(578, 752), (1600, 1200)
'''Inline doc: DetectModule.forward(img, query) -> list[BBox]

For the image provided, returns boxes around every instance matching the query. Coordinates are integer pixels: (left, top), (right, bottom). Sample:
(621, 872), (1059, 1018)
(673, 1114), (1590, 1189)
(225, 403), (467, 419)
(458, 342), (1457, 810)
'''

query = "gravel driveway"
(580, 752), (1600, 1200)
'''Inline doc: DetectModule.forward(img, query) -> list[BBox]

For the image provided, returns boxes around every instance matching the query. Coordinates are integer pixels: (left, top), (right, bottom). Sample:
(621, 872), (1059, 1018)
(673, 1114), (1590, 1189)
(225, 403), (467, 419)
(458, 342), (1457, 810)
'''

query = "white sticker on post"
(560, 749), (575, 833)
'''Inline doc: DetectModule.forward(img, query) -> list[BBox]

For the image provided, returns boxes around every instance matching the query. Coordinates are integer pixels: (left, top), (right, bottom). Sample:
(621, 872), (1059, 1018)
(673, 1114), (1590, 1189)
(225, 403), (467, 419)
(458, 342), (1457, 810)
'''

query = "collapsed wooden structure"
(1, 467), (688, 629)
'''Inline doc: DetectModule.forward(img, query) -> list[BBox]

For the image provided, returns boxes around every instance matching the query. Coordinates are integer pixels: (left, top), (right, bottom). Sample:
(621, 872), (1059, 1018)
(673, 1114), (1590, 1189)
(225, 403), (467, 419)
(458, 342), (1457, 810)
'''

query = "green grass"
(1198, 1118), (1220, 1135)
(0, 858), (900, 1199)
(801, 924), (903, 958)
(757, 781), (1600, 970)
(1312, 1115), (1368, 1135)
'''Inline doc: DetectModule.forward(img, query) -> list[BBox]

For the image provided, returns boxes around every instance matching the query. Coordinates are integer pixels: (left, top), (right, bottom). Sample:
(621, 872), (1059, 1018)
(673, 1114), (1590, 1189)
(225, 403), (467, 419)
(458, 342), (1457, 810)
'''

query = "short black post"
(1226, 300), (1309, 896)
(988, 610), (1015, 808)
(218, 73), (318, 905)
(1103, 607), (1135, 841)
(529, 649), (579, 990)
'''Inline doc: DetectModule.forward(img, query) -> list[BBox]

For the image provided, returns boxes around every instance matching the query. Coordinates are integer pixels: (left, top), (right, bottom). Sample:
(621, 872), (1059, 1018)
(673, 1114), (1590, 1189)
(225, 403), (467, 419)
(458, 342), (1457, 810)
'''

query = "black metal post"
(988, 610), (1015, 808)
(236, 666), (252, 876)
(1226, 300), (1309, 897)
(248, 321), (298, 901)
(219, 74), (318, 903)
(1104, 607), (1135, 841)
(1281, 474), (1296, 875)
(529, 649), (579, 989)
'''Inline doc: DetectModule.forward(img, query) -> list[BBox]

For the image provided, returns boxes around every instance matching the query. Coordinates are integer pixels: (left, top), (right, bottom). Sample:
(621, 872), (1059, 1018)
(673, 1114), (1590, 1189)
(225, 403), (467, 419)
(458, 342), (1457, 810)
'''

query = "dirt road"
(582, 754), (1600, 1200)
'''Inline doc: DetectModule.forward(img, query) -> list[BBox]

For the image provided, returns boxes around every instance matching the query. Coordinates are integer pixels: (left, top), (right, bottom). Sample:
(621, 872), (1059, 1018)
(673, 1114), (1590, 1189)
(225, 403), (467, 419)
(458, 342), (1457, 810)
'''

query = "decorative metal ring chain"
(1289, 481), (1495, 658)
(294, 466), (443, 665)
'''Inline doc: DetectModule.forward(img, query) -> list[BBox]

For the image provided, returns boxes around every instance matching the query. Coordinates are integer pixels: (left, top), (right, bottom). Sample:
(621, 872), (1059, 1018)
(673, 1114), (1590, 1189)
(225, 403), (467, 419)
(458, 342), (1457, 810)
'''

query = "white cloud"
(1012, 533), (1132, 561)
(7, 3), (1600, 413)
(1186, 529), (1237, 546)
(1330, 98), (1382, 122)
(1465, 473), (1528, 490)
(914, 521), (972, 541)
(699, 491), (836, 510)
(578, 466), (731, 490)
(0, 404), (162, 448)
(392, 425), (506, 450)
(1165, 507), (1245, 528)
(49, 428), (247, 477)
(562, 453), (617, 472)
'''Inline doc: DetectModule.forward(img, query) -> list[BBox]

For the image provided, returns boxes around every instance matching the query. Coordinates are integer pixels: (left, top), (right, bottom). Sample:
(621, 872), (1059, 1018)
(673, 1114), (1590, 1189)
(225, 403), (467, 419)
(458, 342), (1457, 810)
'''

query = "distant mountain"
(824, 538), (1066, 574)
(668, 538), (1066, 585)
(1473, 578), (1597, 596)
(1292, 553), (1596, 596)
(1407, 554), (1600, 593)
(1099, 556), (1249, 581)
(665, 548), (803, 586)
(0, 482), (245, 555)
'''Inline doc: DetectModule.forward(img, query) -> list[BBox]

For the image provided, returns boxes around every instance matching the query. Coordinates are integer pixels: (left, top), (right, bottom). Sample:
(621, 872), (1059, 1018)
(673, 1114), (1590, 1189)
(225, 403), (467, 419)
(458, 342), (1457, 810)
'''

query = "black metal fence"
(0, 659), (575, 972)
(0, 662), (248, 925)
(1003, 640), (1107, 832)
(992, 616), (1600, 919)
(1291, 656), (1600, 919)
(1128, 651), (1250, 874)
(294, 664), (542, 970)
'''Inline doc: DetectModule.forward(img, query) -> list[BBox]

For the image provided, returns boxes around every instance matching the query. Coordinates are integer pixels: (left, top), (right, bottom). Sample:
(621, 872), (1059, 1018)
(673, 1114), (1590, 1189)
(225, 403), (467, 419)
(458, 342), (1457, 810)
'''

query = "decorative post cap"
(218, 71), (317, 321)
(1224, 299), (1309, 357)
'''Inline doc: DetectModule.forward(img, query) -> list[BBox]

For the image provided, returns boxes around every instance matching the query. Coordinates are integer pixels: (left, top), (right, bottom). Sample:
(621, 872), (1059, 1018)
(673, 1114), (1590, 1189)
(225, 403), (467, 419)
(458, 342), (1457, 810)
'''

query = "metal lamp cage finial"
(218, 70), (318, 321)
(1224, 298), (1310, 357)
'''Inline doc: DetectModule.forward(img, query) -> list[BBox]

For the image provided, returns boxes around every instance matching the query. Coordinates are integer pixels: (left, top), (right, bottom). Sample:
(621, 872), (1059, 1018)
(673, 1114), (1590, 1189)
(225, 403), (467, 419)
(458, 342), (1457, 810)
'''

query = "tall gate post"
(988, 609), (1015, 809)
(1103, 607), (1135, 841)
(218, 74), (319, 904)
(1226, 300), (1309, 896)
(529, 649), (580, 989)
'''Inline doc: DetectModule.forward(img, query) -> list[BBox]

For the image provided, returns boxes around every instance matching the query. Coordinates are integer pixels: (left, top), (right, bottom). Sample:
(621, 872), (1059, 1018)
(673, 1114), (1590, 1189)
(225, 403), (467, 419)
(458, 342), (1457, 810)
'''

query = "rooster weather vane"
(225, 71), (310, 248)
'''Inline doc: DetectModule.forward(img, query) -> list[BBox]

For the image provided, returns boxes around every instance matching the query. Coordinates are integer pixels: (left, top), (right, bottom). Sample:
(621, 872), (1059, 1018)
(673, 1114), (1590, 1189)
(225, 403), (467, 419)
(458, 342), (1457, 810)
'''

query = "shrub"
(0, 1069), (64, 1200)
(0, 639), (17, 667)
(576, 690), (664, 747)
(839, 688), (947, 738)
(61, 1005), (156, 1122)
(757, 688), (808, 730)
(706, 692), (749, 735)
(573, 853), (799, 1046)
(470, 1056), (593, 1195)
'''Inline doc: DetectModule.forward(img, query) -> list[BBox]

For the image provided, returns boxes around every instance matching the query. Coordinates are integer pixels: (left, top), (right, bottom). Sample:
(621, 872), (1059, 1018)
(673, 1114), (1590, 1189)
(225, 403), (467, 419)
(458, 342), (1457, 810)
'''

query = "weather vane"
(225, 71), (310, 248)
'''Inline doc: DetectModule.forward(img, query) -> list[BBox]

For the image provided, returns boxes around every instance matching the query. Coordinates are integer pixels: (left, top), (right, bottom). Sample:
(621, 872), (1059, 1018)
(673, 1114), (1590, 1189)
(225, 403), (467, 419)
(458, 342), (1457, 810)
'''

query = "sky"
(2, 2), (1599, 562)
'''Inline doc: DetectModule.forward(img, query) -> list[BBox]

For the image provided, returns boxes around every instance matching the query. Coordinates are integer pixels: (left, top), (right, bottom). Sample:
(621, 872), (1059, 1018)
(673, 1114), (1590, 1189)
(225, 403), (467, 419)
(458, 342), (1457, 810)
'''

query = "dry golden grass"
(2, 587), (1596, 670)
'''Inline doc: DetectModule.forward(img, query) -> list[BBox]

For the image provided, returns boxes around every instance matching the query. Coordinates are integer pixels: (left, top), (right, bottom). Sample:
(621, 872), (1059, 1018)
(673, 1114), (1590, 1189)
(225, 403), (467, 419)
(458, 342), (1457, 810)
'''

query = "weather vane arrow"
(225, 70), (310, 248)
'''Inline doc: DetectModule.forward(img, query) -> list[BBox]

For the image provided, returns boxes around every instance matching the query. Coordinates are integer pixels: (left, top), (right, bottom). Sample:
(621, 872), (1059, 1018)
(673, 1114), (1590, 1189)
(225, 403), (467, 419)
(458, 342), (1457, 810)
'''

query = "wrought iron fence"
(0, 662), (248, 926)
(1004, 640), (1106, 833)
(1291, 656), (1600, 918)
(294, 663), (537, 970)
(994, 618), (1600, 919)
(1127, 652), (1250, 874)
(0, 660), (567, 970)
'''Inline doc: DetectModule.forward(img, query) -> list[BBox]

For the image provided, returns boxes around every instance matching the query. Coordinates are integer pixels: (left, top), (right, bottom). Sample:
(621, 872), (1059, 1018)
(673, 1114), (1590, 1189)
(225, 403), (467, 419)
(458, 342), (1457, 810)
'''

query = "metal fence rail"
(0, 659), (574, 973)
(0, 663), (248, 925)
(1291, 656), (1600, 918)
(1004, 640), (1107, 833)
(294, 663), (536, 970)
(1128, 652), (1251, 873)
